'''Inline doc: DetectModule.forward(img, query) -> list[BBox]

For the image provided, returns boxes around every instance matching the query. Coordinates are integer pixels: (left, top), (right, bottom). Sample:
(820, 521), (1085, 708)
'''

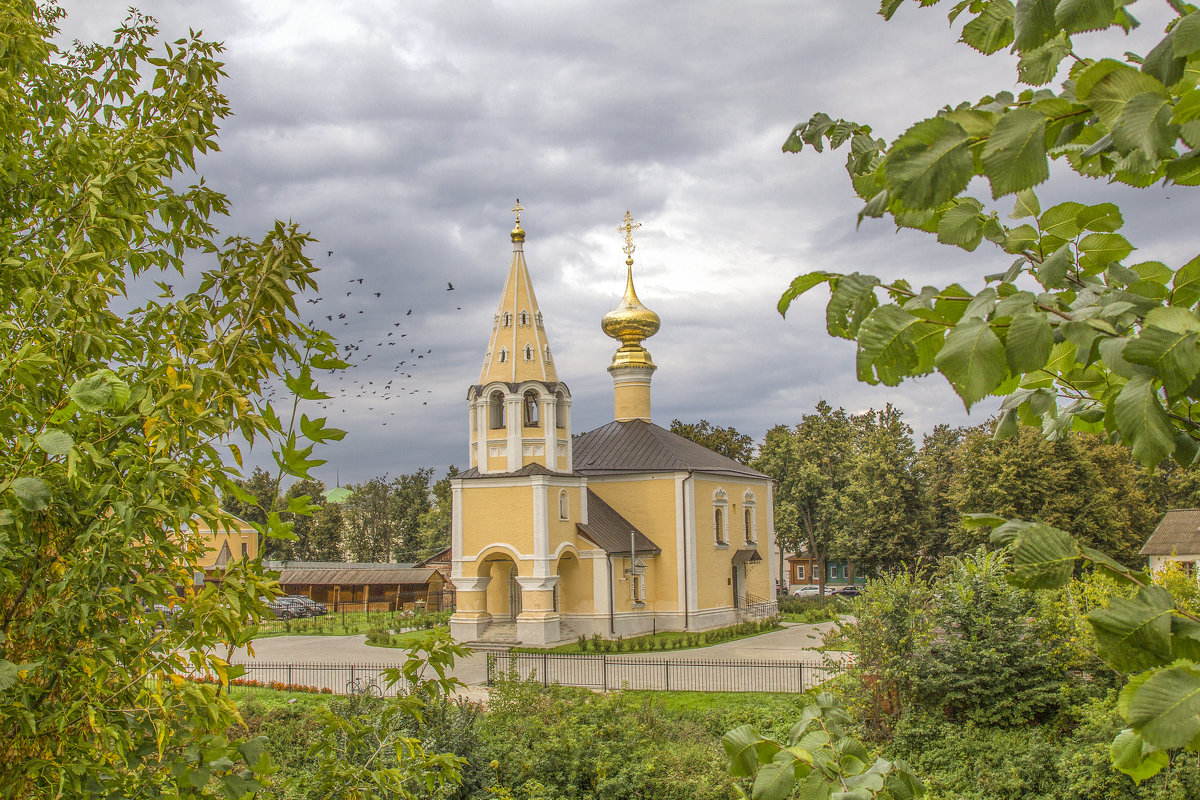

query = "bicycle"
(346, 675), (383, 697)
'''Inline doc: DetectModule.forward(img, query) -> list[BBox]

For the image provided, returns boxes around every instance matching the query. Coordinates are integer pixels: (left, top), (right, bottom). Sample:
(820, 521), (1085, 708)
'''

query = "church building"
(449, 208), (776, 645)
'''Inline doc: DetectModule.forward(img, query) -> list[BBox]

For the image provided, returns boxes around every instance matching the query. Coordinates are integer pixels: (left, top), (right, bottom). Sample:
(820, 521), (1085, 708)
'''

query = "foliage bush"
(777, 595), (842, 622)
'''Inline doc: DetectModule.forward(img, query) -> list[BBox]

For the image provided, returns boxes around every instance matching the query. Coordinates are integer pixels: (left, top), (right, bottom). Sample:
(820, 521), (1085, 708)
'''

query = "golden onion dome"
(510, 222), (525, 243)
(602, 260), (660, 349)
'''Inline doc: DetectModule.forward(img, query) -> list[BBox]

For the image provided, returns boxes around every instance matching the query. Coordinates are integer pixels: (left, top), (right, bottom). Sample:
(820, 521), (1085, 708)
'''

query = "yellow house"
(450, 209), (776, 645)
(194, 513), (259, 576)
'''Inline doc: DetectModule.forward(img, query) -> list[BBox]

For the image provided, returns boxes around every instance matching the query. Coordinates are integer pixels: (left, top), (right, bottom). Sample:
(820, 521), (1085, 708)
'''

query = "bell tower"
(601, 211), (660, 422)
(468, 202), (573, 473)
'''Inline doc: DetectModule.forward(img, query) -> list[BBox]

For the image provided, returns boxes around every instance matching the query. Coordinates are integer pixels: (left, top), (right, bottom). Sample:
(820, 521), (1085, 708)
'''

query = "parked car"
(275, 597), (317, 618)
(830, 585), (863, 598)
(260, 597), (297, 620)
(790, 584), (822, 597)
(286, 595), (328, 616)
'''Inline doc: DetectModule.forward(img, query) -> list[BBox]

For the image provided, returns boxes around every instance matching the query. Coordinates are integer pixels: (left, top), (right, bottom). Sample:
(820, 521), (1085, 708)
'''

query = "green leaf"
(35, 429), (74, 456)
(1112, 374), (1176, 465)
(982, 108), (1049, 197)
(934, 318), (1008, 408)
(1038, 244), (1074, 288)
(856, 305), (923, 385)
(1011, 188), (1040, 218)
(1123, 325), (1200, 399)
(9, 476), (49, 511)
(962, 1), (1016, 54)
(936, 199), (985, 250)
(1038, 201), (1085, 239)
(1013, 0), (1059, 51)
(779, 272), (833, 316)
(999, 520), (1081, 588)
(885, 117), (974, 210)
(752, 751), (799, 800)
(1170, 254), (1200, 307)
(1055, 0), (1116, 34)
(723, 725), (766, 778)
(1076, 60), (1168, 128)
(1110, 729), (1169, 783)
(1088, 585), (1176, 672)
(827, 273), (880, 339)
(1016, 33), (1070, 85)
(1172, 12), (1200, 58)
(1126, 663), (1200, 749)
(1076, 202), (1123, 232)
(1078, 232), (1133, 273)
(1111, 92), (1178, 161)
(68, 374), (114, 412)
(1005, 313), (1053, 372)
(1173, 88), (1200, 125)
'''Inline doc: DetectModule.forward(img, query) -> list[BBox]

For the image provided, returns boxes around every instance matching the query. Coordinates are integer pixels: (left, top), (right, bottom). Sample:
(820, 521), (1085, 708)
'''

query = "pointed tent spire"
(479, 201), (558, 385)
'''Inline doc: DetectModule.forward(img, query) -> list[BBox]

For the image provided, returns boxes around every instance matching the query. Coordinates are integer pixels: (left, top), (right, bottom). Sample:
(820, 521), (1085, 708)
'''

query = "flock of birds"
(260, 251), (465, 427)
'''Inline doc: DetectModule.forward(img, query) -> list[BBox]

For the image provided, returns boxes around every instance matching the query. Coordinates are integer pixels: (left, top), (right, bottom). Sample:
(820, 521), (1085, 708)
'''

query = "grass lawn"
(512, 619), (783, 654)
(363, 626), (449, 649)
(252, 610), (450, 639)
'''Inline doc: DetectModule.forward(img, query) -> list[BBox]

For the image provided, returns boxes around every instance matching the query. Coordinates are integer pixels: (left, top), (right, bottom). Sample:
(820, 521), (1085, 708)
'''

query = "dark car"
(831, 585), (863, 598)
(260, 597), (297, 619)
(275, 597), (316, 618)
(286, 595), (328, 616)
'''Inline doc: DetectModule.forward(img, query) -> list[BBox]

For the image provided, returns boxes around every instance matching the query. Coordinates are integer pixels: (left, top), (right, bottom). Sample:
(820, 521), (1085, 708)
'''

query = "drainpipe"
(682, 470), (693, 631)
(607, 555), (615, 635)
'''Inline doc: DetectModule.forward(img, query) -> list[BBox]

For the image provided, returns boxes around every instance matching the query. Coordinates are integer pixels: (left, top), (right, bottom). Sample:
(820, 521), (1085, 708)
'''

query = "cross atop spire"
(512, 198), (524, 225)
(510, 198), (526, 245)
(619, 210), (641, 265)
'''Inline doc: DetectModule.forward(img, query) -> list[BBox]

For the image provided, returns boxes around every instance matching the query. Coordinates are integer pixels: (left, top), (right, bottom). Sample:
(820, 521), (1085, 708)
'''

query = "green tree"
(342, 476), (399, 562)
(762, 0), (1200, 785)
(392, 468), (434, 562)
(670, 419), (756, 464)
(282, 478), (347, 562)
(416, 466), (459, 559)
(838, 405), (923, 574)
(754, 402), (855, 595)
(0, 6), (454, 797)
(913, 423), (965, 559)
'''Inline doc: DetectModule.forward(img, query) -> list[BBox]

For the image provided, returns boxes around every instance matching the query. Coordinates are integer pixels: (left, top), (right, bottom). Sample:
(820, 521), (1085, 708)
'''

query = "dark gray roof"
(1141, 509), (1200, 556)
(458, 462), (579, 479)
(732, 548), (763, 564)
(577, 489), (660, 556)
(573, 419), (768, 479)
(277, 563), (439, 586)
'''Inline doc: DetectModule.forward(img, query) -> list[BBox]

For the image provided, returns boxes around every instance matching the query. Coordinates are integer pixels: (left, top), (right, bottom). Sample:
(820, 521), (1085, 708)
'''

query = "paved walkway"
(225, 620), (845, 699)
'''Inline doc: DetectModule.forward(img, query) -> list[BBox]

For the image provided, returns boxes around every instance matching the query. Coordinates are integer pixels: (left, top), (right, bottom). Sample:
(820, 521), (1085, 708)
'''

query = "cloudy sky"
(62, 1), (1195, 485)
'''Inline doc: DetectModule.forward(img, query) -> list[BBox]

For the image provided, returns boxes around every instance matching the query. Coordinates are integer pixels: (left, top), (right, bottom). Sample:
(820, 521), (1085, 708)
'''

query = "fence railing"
(740, 592), (778, 620)
(199, 662), (411, 698)
(487, 652), (836, 693)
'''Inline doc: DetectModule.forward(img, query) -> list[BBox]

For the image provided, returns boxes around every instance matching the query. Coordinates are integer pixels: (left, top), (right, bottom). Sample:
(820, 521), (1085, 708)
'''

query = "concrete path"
(225, 620), (845, 698)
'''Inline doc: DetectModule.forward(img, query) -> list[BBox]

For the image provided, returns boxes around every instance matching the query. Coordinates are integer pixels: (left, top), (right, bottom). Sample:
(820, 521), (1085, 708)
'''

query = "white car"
(790, 584), (822, 597)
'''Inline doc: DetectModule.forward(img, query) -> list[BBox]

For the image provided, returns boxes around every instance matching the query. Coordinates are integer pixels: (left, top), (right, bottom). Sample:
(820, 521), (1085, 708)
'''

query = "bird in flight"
(328, 251), (333, 256)
(447, 282), (454, 291)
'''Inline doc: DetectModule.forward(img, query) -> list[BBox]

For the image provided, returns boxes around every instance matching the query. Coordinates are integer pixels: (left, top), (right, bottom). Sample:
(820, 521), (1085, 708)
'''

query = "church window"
(544, 346), (551, 363)
(535, 311), (543, 328)
(523, 344), (534, 362)
(555, 390), (567, 429)
(713, 489), (729, 546)
(241, 542), (248, 559)
(519, 310), (529, 326)
(502, 311), (512, 327)
(743, 491), (757, 544)
(523, 391), (539, 427)
(489, 390), (505, 429)
(498, 348), (507, 364)
(559, 490), (569, 520)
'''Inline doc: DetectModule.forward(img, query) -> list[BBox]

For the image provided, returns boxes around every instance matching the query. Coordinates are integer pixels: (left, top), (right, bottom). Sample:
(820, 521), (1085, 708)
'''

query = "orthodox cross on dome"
(619, 210), (641, 265)
(512, 199), (524, 226)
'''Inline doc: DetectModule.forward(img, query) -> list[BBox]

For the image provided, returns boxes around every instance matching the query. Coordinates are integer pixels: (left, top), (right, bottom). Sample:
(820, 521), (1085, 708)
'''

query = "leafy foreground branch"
(753, 1), (1200, 793)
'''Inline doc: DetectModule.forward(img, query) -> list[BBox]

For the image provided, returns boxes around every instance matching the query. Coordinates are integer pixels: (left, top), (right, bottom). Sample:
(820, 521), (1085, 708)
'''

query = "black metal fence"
(202, 662), (410, 698)
(487, 652), (836, 693)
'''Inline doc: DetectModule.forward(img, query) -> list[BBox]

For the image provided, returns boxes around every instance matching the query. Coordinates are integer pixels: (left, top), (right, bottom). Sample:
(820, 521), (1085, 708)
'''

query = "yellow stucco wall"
(195, 515), (258, 569)
(557, 553), (594, 614)
(461, 486), (535, 563)
(588, 476), (680, 611)
(693, 477), (772, 609)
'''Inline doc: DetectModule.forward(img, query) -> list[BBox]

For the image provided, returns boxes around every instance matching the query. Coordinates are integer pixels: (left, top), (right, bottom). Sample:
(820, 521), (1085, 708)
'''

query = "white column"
(541, 396), (557, 470)
(562, 398), (574, 471)
(506, 392), (522, 472)
(475, 401), (490, 475)
(450, 481), (464, 579)
(532, 477), (550, 577)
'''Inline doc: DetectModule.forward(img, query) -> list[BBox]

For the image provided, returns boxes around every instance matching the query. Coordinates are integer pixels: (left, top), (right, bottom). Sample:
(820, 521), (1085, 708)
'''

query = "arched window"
(519, 310), (529, 326)
(523, 344), (534, 362)
(544, 346), (552, 363)
(559, 490), (569, 520)
(555, 390), (567, 429)
(489, 390), (505, 429)
(535, 311), (543, 328)
(743, 491), (757, 543)
(713, 489), (729, 545)
(523, 391), (539, 427)
(502, 311), (512, 327)
(498, 348), (507, 364)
